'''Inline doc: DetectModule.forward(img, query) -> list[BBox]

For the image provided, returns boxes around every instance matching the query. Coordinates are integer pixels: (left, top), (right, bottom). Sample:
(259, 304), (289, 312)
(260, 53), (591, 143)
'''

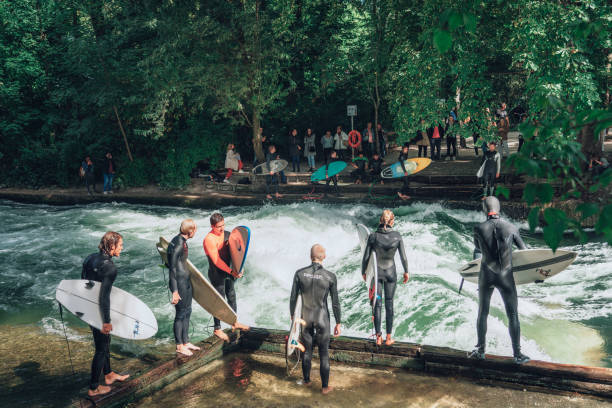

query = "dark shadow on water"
(0, 361), (88, 408)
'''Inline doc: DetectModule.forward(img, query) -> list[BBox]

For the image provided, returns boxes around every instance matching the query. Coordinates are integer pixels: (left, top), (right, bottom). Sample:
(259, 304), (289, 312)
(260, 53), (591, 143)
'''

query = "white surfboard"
(55, 279), (158, 340)
(458, 249), (578, 285)
(357, 224), (378, 313)
(157, 237), (237, 325)
(286, 294), (303, 358)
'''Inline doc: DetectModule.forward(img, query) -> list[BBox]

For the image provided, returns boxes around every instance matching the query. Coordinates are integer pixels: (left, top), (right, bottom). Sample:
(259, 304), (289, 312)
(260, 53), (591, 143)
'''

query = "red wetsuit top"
(203, 230), (232, 276)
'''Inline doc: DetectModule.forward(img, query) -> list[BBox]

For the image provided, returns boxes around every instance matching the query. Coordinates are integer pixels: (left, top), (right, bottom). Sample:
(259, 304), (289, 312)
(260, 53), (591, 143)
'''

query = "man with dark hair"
(168, 219), (199, 356)
(469, 196), (530, 364)
(81, 232), (129, 396)
(290, 244), (341, 394)
(203, 213), (249, 342)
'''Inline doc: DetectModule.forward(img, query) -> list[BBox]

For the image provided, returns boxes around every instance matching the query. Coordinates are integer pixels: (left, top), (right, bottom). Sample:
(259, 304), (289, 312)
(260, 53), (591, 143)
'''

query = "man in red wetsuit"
(203, 212), (249, 342)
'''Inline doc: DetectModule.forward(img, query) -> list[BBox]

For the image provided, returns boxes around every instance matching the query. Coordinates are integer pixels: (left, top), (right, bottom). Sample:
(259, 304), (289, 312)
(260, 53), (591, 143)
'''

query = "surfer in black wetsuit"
(362, 210), (409, 346)
(468, 196), (530, 364)
(289, 244), (341, 395)
(479, 141), (501, 198)
(397, 144), (411, 200)
(265, 144), (283, 200)
(203, 213), (249, 342)
(81, 231), (129, 396)
(168, 219), (200, 356)
(324, 150), (341, 197)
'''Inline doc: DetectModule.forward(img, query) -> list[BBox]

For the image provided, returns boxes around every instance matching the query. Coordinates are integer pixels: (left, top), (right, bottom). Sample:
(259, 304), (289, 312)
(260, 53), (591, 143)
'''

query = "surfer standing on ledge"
(469, 196), (530, 364)
(290, 244), (341, 394)
(362, 210), (409, 346)
(81, 231), (129, 396)
(168, 219), (200, 356)
(204, 213), (250, 342)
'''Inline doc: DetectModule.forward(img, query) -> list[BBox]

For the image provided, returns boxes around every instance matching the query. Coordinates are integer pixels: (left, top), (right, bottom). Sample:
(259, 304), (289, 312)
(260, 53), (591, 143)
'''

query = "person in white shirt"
(333, 125), (349, 160)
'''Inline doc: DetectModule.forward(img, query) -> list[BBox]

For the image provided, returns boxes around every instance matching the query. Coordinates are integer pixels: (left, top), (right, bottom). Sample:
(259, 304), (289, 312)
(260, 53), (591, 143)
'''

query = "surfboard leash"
(57, 302), (84, 408)
(366, 181), (398, 201)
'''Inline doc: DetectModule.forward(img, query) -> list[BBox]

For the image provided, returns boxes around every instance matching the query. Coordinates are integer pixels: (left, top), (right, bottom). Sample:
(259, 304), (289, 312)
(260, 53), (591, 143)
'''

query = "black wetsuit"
(481, 150), (500, 197)
(398, 151), (410, 195)
(81, 251), (117, 390)
(289, 263), (341, 388)
(361, 226), (409, 335)
(369, 157), (383, 182)
(167, 234), (192, 345)
(206, 231), (237, 330)
(324, 161), (339, 196)
(265, 152), (279, 195)
(473, 215), (527, 357)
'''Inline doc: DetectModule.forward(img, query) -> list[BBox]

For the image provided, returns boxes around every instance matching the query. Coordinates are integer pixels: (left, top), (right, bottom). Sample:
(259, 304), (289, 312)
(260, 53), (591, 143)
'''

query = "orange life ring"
(348, 130), (362, 148)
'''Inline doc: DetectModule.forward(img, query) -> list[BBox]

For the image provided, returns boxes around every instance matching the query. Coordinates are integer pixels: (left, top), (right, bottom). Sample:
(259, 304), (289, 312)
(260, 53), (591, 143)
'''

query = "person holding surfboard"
(468, 196), (530, 364)
(397, 144), (411, 201)
(289, 244), (341, 394)
(81, 231), (129, 396)
(168, 219), (200, 356)
(204, 213), (250, 342)
(361, 210), (409, 346)
(323, 150), (341, 197)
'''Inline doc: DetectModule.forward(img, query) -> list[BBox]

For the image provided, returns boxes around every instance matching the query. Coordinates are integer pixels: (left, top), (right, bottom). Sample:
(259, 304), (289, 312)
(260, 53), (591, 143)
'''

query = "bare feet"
(185, 343), (201, 351)
(176, 345), (193, 356)
(376, 334), (383, 346)
(275, 193), (283, 198)
(266, 194), (273, 199)
(397, 192), (410, 201)
(385, 334), (395, 346)
(232, 321), (250, 331)
(322, 386), (334, 395)
(214, 329), (230, 343)
(104, 372), (129, 385)
(88, 385), (111, 397)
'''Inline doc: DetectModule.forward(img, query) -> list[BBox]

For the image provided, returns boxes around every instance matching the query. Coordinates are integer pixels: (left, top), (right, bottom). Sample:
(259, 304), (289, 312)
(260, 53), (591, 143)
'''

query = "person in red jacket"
(203, 213), (250, 342)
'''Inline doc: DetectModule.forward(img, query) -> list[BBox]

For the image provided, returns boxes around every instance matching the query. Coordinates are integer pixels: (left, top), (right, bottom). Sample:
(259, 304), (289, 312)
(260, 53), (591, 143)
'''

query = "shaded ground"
(131, 353), (611, 408)
(0, 324), (174, 408)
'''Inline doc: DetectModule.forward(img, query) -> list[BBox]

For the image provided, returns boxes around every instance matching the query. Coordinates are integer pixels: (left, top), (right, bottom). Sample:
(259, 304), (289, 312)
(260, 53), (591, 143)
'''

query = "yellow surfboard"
(381, 157), (432, 179)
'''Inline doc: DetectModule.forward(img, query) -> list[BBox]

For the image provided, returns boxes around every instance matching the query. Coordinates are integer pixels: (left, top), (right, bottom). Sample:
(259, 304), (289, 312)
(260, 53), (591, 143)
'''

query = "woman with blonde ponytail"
(361, 209), (409, 346)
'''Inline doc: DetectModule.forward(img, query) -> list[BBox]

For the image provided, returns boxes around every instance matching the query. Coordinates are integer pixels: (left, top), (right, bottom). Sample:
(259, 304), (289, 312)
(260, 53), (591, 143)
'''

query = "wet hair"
(180, 219), (196, 235)
(379, 209), (395, 231)
(210, 213), (224, 226)
(310, 244), (326, 262)
(99, 231), (123, 255)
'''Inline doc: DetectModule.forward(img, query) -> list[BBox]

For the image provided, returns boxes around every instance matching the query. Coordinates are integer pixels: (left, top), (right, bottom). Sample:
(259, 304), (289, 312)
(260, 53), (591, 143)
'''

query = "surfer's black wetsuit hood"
(482, 196), (501, 218)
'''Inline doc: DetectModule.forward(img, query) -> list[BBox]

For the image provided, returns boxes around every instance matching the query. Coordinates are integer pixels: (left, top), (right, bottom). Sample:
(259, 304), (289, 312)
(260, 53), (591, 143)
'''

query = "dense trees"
(0, 0), (610, 243)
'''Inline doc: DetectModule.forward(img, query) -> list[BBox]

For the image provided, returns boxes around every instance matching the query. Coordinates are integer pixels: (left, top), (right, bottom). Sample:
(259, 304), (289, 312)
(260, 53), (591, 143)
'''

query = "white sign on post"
(347, 105), (357, 117)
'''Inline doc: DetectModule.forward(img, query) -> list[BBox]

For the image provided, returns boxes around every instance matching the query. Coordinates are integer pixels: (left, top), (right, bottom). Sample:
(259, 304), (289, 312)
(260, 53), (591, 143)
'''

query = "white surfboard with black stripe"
(459, 249), (577, 285)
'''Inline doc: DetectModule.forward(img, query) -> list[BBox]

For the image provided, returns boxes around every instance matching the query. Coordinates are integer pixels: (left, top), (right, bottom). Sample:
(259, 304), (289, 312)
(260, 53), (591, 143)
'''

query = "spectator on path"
(223, 143), (244, 183)
(103, 152), (116, 195)
(265, 145), (283, 199)
(363, 122), (375, 158)
(321, 130), (334, 165)
(369, 152), (386, 184)
(397, 144), (411, 201)
(324, 150), (342, 198)
(445, 116), (458, 161)
(288, 128), (302, 173)
(415, 119), (430, 158)
(351, 151), (368, 184)
(589, 154), (609, 178)
(82, 156), (97, 195)
(376, 123), (387, 158)
(333, 126), (349, 160)
(477, 141), (501, 198)
(496, 103), (510, 158)
(428, 123), (443, 160)
(303, 128), (317, 172)
(252, 127), (267, 168)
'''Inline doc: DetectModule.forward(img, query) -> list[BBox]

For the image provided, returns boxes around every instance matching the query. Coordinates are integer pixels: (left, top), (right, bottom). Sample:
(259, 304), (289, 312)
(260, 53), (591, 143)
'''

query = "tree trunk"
(252, 108), (264, 163)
